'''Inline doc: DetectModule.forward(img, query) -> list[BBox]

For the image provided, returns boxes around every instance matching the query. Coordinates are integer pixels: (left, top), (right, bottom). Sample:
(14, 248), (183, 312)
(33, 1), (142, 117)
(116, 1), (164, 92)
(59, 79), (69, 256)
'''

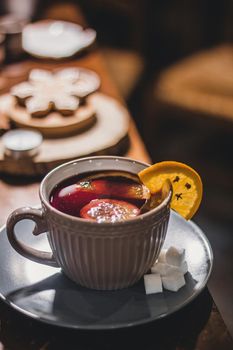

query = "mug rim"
(40, 155), (172, 226)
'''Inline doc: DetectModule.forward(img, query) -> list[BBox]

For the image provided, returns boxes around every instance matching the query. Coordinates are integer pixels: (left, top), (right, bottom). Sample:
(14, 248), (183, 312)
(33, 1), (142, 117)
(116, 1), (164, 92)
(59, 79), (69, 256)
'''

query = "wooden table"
(0, 11), (233, 350)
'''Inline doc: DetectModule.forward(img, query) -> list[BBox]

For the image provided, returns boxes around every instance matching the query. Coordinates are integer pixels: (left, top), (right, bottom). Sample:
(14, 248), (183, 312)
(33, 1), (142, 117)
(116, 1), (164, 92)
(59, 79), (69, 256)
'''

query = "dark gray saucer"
(0, 211), (213, 329)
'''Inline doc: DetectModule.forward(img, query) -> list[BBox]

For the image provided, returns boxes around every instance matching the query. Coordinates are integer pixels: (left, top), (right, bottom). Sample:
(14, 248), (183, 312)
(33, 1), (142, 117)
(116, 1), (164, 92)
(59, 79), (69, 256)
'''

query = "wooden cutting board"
(0, 93), (130, 176)
(0, 94), (96, 138)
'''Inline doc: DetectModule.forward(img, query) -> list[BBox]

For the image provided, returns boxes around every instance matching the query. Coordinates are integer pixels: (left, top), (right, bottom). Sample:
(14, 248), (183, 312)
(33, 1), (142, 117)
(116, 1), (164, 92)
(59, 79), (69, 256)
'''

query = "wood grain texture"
(8, 96), (96, 137)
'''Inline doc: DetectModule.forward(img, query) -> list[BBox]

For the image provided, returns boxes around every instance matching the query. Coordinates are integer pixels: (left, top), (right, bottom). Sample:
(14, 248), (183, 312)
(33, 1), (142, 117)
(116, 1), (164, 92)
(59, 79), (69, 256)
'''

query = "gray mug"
(6, 156), (172, 290)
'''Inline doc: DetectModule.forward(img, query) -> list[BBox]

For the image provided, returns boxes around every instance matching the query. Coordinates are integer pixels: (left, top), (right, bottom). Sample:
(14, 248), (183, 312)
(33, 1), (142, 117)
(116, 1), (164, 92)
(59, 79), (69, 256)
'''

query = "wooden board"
(0, 93), (129, 176)
(0, 94), (96, 138)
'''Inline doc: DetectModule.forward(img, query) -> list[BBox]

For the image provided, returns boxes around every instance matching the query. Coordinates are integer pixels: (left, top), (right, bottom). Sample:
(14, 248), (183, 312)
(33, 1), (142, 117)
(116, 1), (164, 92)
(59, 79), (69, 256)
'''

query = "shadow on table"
(0, 287), (214, 350)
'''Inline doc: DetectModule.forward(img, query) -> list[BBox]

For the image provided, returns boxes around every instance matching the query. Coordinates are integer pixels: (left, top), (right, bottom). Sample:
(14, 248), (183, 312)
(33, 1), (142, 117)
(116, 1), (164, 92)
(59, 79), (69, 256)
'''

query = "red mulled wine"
(49, 171), (150, 222)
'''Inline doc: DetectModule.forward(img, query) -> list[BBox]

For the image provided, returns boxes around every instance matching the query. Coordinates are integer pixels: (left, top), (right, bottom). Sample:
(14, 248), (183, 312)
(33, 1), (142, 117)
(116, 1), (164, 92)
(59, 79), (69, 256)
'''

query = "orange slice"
(138, 161), (203, 220)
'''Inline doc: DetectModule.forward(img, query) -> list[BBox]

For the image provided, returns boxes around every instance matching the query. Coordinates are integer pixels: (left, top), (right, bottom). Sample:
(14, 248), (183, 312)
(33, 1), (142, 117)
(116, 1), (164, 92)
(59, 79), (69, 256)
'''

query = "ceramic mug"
(6, 156), (172, 290)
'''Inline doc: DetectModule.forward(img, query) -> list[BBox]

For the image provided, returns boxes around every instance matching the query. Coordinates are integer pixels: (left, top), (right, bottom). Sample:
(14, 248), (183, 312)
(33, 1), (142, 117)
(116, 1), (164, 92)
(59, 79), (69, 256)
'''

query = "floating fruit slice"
(77, 176), (150, 201)
(80, 199), (140, 223)
(138, 161), (203, 220)
(50, 176), (149, 218)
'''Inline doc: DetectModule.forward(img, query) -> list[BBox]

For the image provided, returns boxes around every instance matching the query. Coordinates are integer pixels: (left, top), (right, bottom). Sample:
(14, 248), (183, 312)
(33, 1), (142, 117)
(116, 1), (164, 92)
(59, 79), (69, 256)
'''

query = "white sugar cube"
(179, 260), (188, 274)
(144, 274), (163, 294)
(151, 262), (175, 276)
(162, 271), (185, 292)
(158, 249), (167, 263)
(166, 246), (185, 267)
(152, 262), (188, 276)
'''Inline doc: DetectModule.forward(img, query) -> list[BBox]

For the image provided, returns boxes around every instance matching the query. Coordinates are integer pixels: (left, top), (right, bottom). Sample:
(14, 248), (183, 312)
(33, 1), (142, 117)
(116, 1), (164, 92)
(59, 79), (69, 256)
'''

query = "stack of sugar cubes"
(144, 246), (188, 294)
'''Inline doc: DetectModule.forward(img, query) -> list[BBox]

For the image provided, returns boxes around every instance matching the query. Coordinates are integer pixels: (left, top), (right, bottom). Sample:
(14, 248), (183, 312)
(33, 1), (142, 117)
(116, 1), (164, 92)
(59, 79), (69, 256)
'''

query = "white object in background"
(6, 0), (37, 20)
(144, 274), (163, 295)
(162, 271), (186, 292)
(22, 20), (96, 59)
(2, 129), (43, 159)
(166, 246), (185, 267)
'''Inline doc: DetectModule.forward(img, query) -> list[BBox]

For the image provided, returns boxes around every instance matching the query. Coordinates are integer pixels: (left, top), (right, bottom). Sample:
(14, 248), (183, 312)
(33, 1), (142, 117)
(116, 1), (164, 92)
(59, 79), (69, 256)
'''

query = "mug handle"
(6, 207), (59, 267)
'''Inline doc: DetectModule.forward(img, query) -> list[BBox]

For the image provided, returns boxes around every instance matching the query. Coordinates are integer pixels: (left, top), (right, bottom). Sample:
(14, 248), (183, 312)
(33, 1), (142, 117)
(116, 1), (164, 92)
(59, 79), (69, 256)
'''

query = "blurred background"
(0, 0), (233, 335)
